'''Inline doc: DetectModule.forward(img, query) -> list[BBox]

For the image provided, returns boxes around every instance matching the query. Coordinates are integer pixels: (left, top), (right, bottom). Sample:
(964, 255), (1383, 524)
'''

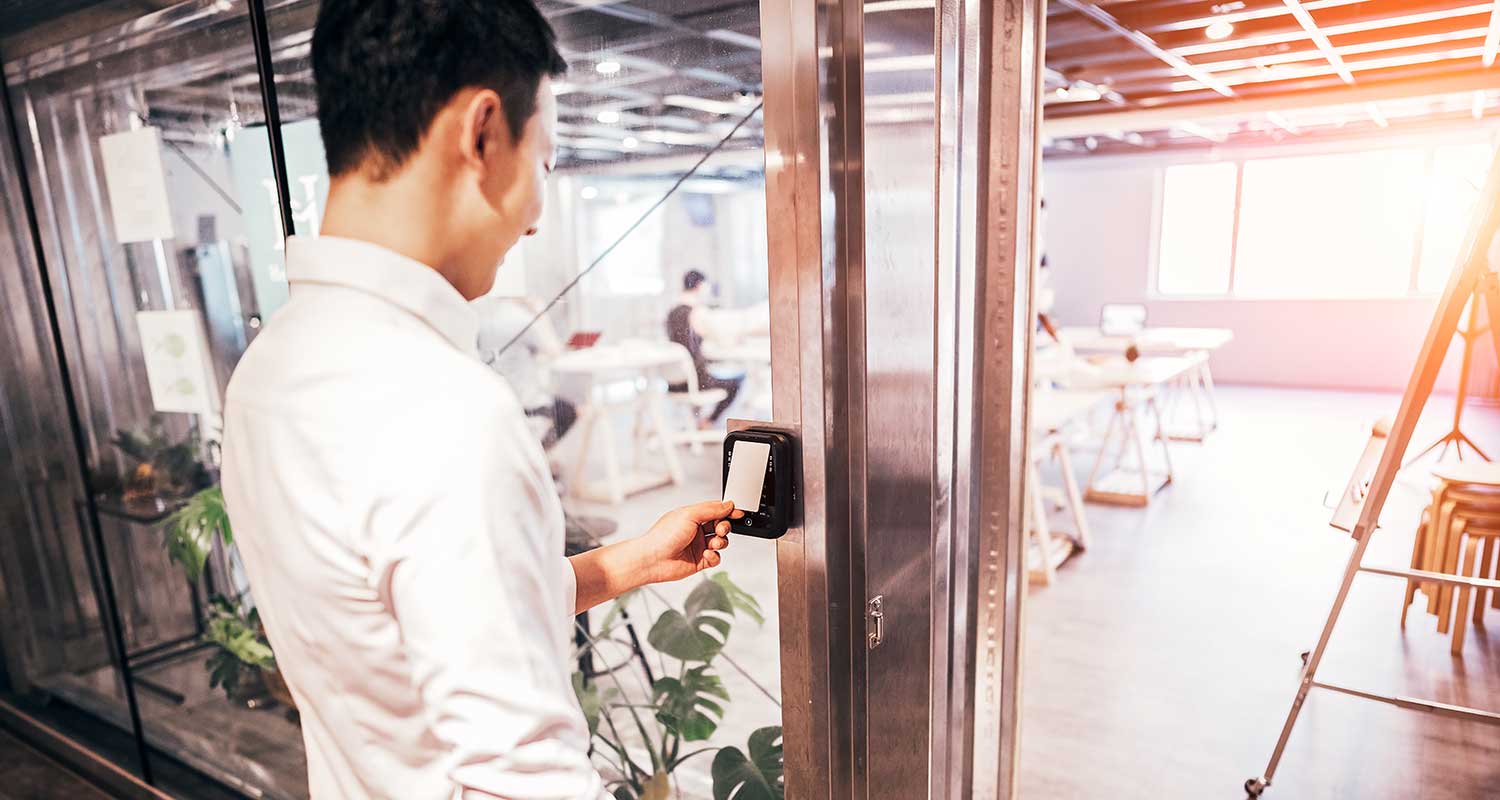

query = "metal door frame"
(759, 0), (1043, 797)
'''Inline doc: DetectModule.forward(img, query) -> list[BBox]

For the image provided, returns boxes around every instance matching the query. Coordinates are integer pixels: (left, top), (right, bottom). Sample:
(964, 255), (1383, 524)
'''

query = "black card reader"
(721, 427), (796, 539)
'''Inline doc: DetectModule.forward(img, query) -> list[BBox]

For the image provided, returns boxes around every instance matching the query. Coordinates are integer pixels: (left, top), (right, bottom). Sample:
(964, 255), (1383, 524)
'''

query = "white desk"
(1055, 356), (1196, 508)
(703, 336), (773, 415)
(1027, 388), (1111, 585)
(553, 342), (684, 505)
(1059, 326), (1232, 442)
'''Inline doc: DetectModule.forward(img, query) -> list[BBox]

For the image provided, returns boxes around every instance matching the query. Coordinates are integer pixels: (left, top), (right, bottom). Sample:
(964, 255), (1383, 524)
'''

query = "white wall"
(1043, 150), (1492, 394)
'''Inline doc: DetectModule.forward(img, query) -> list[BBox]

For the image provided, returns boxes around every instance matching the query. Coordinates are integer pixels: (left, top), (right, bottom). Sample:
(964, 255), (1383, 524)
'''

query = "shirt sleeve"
(370, 400), (604, 800)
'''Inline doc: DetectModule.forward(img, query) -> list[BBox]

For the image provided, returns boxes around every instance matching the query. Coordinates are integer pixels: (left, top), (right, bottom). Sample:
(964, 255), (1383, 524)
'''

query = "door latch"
(867, 595), (885, 650)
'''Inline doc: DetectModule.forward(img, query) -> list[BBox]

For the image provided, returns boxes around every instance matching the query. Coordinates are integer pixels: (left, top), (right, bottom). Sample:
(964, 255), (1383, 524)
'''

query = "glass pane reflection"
(3, 0), (780, 796)
(3, 0), (298, 793)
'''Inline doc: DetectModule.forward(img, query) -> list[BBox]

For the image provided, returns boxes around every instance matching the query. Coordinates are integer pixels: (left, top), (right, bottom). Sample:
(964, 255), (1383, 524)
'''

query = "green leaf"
(203, 595), (276, 671)
(712, 727), (784, 800)
(640, 772), (671, 800)
(572, 672), (618, 736)
(648, 579), (734, 662)
(652, 666), (729, 742)
(162, 486), (232, 582)
(710, 572), (765, 626)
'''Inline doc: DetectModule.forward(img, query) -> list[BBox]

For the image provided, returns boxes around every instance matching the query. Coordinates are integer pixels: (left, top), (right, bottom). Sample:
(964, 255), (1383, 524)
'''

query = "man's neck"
(321, 170), (465, 292)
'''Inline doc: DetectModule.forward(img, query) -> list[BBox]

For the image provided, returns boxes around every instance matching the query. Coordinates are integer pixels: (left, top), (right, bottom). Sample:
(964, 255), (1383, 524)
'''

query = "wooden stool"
(1404, 462), (1500, 654)
(1448, 515), (1500, 655)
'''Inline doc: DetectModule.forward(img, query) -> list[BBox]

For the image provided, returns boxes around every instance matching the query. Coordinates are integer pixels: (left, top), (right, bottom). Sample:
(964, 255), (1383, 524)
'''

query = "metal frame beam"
(1285, 0), (1359, 85)
(1044, 67), (1500, 137)
(1054, 0), (1236, 98)
(1485, 0), (1500, 67)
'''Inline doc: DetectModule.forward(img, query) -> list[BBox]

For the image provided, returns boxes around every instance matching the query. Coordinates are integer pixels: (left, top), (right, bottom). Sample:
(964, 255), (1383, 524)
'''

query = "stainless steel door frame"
(759, 0), (1043, 797)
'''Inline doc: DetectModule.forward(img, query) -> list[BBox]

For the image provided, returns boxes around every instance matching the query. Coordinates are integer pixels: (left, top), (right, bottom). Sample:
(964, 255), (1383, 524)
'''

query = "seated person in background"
(665, 269), (743, 425)
(474, 293), (577, 448)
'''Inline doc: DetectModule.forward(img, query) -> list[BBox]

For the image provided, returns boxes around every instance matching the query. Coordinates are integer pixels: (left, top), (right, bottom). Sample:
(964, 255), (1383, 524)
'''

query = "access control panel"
(721, 427), (797, 539)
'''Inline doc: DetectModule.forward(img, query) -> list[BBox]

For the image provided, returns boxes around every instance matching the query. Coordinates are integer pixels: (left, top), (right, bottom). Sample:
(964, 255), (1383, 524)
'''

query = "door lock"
(867, 595), (885, 650)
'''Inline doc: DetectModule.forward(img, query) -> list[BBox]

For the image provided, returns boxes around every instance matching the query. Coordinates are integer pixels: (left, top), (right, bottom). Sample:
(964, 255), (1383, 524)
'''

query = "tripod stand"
(1245, 148), (1500, 798)
(1403, 281), (1498, 467)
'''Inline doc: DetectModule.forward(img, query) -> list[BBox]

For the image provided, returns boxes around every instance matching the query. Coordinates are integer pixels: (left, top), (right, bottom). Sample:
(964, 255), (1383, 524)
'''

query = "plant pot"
(261, 668), (296, 710)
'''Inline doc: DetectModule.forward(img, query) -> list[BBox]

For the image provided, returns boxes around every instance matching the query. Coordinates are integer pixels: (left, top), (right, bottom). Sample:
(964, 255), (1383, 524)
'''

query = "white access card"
(723, 440), (771, 512)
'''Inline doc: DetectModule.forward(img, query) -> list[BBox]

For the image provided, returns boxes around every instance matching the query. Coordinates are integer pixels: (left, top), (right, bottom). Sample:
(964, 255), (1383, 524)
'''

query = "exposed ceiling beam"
(1044, 68), (1500, 137)
(1054, 0), (1237, 98)
(1282, 0), (1357, 85)
(1175, 121), (1227, 142)
(1485, 1), (1500, 67)
(1058, 22), (1493, 89)
(1167, 2), (1494, 58)
(1153, 43), (1488, 94)
(1265, 110), (1301, 134)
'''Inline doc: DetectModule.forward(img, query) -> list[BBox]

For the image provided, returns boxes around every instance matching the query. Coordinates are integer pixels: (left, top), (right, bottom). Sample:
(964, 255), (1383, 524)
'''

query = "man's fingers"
(681, 499), (735, 525)
(707, 535), (729, 551)
(714, 520), (732, 538)
(702, 550), (722, 568)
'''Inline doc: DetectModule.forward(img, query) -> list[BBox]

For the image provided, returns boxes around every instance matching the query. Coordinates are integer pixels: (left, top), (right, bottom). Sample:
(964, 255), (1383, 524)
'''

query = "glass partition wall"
(0, 0), (782, 797)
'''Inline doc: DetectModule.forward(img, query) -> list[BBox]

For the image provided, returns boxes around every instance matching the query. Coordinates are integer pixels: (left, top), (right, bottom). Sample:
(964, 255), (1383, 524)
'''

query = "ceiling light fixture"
(595, 60), (621, 75)
(580, 186), (599, 200)
(1205, 19), (1234, 40)
(1066, 85), (1103, 102)
(597, 110), (621, 124)
(622, 136), (639, 149)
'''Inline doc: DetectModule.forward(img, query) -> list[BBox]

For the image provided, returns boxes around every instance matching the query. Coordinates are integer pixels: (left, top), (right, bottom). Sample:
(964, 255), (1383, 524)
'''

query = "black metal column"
(247, 0), (297, 241)
(0, 60), (154, 784)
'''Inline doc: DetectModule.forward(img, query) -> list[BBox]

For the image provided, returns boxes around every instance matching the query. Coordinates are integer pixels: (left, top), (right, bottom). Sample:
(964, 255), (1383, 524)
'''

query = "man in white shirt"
(220, 3), (736, 798)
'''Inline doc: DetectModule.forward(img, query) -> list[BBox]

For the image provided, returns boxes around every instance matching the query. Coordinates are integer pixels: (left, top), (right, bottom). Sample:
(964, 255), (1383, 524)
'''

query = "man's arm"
(568, 500), (735, 613)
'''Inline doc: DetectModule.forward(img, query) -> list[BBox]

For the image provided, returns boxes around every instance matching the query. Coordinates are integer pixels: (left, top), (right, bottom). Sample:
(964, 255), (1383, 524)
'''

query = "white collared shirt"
(221, 236), (605, 800)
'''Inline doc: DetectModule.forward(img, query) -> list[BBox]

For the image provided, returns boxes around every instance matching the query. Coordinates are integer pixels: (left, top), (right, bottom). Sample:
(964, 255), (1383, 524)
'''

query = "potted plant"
(107, 416), (213, 510)
(163, 485), (295, 711)
(574, 573), (784, 800)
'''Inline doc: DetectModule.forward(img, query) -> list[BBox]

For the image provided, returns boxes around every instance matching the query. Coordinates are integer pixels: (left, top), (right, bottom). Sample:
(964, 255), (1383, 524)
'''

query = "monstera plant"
(574, 573), (785, 800)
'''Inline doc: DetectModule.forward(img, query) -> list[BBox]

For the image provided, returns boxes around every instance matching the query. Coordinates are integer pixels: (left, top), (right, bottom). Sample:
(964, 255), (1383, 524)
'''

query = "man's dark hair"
(683, 270), (709, 291)
(312, 0), (568, 178)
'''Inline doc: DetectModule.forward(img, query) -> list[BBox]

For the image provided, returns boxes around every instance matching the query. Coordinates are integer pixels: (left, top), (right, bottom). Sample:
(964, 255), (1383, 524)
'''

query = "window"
(1157, 163), (1237, 295)
(1418, 143), (1498, 293)
(1155, 139), (1498, 299)
(1235, 149), (1425, 298)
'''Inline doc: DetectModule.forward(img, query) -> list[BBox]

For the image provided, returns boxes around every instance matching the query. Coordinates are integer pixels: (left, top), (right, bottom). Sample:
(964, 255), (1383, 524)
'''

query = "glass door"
(1, 1), (295, 794)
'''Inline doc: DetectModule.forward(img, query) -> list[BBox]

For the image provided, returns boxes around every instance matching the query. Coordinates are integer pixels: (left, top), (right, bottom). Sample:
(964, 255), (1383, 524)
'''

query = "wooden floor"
(0, 727), (109, 800)
(1020, 386), (1500, 799)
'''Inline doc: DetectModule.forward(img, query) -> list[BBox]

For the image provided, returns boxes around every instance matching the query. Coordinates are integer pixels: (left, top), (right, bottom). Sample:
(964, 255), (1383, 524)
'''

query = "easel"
(1403, 290), (1494, 465)
(1245, 148), (1500, 799)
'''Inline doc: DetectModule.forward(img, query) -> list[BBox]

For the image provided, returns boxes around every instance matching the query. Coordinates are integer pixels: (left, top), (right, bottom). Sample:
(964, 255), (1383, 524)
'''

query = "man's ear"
(459, 90), (509, 170)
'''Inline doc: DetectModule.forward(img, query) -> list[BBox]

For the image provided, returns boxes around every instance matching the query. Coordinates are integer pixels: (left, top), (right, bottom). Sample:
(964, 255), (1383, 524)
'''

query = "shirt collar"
(285, 235), (479, 352)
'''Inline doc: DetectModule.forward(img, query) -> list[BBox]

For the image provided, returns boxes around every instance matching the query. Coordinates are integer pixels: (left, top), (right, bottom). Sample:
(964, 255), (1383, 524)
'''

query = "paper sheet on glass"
(136, 311), (218, 416)
(99, 127), (175, 243)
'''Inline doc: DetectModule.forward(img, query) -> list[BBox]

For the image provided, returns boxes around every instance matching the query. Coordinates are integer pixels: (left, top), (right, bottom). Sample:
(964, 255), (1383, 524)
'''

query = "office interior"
(0, 0), (1498, 798)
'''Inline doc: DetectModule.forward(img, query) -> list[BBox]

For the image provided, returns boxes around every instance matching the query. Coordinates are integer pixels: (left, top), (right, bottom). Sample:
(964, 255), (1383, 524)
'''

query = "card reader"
(721, 428), (796, 539)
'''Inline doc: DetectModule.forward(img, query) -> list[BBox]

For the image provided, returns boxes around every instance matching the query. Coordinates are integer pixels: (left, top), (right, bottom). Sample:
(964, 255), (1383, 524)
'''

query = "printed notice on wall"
(99, 128), (175, 243)
(136, 311), (218, 416)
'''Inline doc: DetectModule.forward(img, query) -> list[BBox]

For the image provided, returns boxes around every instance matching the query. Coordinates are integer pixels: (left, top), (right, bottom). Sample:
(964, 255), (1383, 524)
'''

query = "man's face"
(473, 78), (557, 293)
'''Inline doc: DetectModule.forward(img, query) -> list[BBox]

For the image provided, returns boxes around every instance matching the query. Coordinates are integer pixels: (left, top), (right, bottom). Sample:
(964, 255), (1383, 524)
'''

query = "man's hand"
(569, 500), (741, 613)
(632, 499), (741, 585)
